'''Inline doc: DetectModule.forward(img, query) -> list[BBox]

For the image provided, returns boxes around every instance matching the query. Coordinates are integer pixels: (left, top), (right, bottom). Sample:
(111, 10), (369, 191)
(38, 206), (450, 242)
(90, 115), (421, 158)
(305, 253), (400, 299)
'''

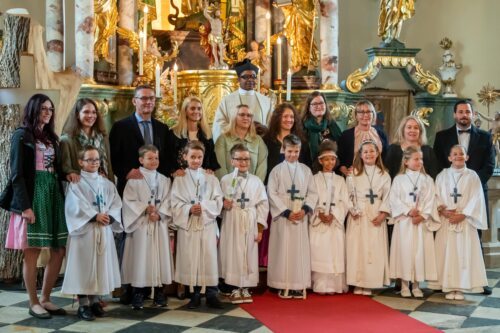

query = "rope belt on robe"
(147, 218), (162, 297)
(235, 207), (253, 287)
(188, 214), (207, 294)
(91, 223), (106, 291)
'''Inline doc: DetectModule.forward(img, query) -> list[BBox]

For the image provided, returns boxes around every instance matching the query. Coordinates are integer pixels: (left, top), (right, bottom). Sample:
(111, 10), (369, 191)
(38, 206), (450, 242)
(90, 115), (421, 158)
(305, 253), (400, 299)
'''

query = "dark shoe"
(483, 286), (492, 295)
(45, 307), (67, 316)
(77, 305), (95, 321)
(153, 287), (167, 307)
(278, 289), (292, 299)
(29, 307), (51, 319)
(187, 294), (201, 309)
(90, 302), (106, 317)
(206, 297), (225, 309)
(120, 285), (133, 305)
(131, 291), (144, 310)
(177, 284), (186, 300)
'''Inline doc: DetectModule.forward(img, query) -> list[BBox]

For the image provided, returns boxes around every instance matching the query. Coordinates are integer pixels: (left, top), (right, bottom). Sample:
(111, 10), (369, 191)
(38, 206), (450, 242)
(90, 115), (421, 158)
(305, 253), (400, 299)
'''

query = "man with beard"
(433, 99), (495, 295)
(212, 59), (273, 141)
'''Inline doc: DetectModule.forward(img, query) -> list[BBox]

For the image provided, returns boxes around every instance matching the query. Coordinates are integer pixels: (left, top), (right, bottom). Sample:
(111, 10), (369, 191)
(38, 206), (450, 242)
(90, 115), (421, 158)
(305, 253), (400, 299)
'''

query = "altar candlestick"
(257, 68), (261, 93)
(143, 5), (148, 50)
(265, 11), (271, 56)
(139, 31), (144, 75)
(286, 69), (292, 101)
(173, 63), (178, 108)
(276, 37), (282, 80)
(155, 64), (161, 97)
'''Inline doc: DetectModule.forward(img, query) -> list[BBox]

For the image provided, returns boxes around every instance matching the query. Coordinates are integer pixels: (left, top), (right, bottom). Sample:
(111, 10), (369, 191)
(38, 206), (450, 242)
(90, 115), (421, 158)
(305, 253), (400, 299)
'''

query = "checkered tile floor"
(1, 269), (500, 333)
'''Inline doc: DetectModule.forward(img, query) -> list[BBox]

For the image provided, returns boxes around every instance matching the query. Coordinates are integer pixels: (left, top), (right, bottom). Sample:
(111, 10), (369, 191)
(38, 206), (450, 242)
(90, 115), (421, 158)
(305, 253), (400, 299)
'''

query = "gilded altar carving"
(94, 0), (118, 61)
(378, 0), (415, 44)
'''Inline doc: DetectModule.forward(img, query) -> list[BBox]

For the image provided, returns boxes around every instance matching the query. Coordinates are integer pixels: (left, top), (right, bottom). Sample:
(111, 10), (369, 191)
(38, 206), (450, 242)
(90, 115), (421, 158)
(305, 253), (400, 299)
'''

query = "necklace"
(235, 175), (250, 208)
(81, 175), (105, 213)
(405, 171), (422, 203)
(187, 169), (202, 203)
(450, 170), (464, 204)
(364, 166), (378, 204)
(143, 171), (160, 206)
(286, 162), (299, 200)
(320, 171), (335, 212)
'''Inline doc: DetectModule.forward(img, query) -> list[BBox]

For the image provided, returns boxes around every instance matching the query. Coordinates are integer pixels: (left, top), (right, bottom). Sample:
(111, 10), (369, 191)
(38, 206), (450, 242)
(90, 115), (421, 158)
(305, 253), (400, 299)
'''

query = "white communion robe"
(121, 167), (174, 288)
(212, 90), (272, 141)
(345, 165), (391, 289)
(389, 170), (440, 283)
(267, 161), (318, 290)
(219, 172), (269, 287)
(309, 172), (349, 293)
(431, 167), (488, 293)
(171, 168), (223, 292)
(62, 171), (123, 295)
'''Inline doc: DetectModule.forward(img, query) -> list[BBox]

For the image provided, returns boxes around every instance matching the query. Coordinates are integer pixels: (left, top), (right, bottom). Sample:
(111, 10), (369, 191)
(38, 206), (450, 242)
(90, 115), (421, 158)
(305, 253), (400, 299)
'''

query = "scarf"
(304, 117), (330, 159)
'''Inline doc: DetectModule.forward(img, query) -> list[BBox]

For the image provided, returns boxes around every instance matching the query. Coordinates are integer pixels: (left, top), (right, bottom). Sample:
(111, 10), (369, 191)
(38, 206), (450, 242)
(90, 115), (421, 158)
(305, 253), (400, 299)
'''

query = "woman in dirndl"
(2, 94), (67, 319)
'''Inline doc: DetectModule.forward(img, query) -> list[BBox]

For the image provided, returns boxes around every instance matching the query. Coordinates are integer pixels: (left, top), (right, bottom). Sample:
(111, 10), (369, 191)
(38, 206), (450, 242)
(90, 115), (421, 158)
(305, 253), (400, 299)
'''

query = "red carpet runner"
(240, 292), (440, 333)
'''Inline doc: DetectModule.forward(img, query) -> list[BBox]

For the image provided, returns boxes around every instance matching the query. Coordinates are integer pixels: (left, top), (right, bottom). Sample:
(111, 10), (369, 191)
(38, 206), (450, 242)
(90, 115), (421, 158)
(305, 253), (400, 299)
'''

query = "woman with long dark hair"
(1, 94), (67, 319)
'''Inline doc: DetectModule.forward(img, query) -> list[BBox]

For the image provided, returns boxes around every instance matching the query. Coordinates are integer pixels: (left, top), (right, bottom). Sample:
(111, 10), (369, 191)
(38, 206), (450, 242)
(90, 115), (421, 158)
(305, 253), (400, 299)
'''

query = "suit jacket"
(109, 114), (172, 195)
(337, 126), (389, 170)
(433, 125), (495, 188)
(384, 144), (440, 180)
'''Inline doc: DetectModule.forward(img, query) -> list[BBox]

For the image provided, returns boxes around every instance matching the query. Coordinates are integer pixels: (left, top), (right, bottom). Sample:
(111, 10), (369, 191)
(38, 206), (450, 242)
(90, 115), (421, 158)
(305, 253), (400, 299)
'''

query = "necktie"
(458, 129), (470, 134)
(141, 121), (152, 145)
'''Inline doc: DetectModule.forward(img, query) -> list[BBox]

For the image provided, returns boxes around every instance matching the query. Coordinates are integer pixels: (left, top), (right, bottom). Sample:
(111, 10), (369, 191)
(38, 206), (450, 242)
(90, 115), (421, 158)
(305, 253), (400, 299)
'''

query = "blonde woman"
(215, 104), (268, 181)
(167, 96), (219, 177)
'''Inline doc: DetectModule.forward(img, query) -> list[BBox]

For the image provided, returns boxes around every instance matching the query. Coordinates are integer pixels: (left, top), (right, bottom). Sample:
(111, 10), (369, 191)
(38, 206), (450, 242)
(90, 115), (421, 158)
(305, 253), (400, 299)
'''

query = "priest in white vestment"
(345, 165), (391, 295)
(267, 135), (318, 299)
(121, 152), (174, 308)
(431, 145), (488, 300)
(389, 168), (440, 298)
(212, 59), (273, 141)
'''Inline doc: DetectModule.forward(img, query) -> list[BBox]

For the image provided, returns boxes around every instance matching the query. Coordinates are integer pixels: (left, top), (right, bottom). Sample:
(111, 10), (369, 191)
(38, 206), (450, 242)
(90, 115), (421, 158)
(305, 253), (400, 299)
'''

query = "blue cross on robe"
(450, 187), (462, 204)
(93, 193), (105, 213)
(237, 192), (250, 209)
(287, 184), (300, 200)
(409, 187), (418, 203)
(365, 189), (378, 204)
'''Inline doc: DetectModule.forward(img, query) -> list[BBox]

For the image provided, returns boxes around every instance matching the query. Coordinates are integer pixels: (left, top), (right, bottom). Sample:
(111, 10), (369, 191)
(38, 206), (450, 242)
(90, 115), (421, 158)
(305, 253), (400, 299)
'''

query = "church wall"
(339, 0), (500, 122)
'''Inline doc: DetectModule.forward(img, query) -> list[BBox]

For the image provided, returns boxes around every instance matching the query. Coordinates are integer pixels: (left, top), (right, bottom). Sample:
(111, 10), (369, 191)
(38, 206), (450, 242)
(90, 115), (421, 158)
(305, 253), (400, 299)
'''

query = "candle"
(143, 5), (148, 51)
(265, 11), (271, 56)
(276, 37), (282, 80)
(173, 63), (178, 108)
(138, 31), (144, 76)
(257, 68), (260, 93)
(155, 64), (161, 97)
(286, 69), (292, 101)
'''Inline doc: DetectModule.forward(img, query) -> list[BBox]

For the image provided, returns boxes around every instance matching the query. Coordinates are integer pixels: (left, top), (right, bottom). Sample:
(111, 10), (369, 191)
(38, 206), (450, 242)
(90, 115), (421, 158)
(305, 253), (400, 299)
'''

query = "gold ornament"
(378, 0), (415, 43)
(94, 0), (119, 61)
(477, 83), (499, 117)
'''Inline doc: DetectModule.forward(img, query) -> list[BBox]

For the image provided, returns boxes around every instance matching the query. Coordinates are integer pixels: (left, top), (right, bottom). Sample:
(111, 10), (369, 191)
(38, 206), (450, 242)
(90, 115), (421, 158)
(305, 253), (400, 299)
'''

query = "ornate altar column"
(319, 0), (339, 88)
(254, 0), (271, 88)
(118, 0), (135, 86)
(75, 0), (95, 82)
(46, 0), (64, 72)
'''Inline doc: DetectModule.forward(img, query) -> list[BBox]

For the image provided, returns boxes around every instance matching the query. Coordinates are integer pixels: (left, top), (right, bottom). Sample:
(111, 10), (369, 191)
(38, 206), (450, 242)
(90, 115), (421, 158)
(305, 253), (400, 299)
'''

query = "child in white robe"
(345, 140), (391, 296)
(389, 146), (440, 298)
(220, 143), (269, 304)
(121, 145), (173, 309)
(433, 144), (488, 300)
(310, 141), (349, 294)
(171, 140), (225, 309)
(267, 134), (318, 299)
(62, 146), (122, 321)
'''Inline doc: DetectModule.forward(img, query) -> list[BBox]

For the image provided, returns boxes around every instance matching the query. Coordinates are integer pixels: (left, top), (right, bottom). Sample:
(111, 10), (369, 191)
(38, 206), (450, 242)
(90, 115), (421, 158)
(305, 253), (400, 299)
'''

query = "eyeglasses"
(237, 113), (254, 118)
(356, 110), (372, 115)
(135, 96), (156, 102)
(240, 74), (257, 80)
(310, 102), (325, 107)
(232, 158), (251, 162)
(82, 158), (100, 163)
(41, 107), (55, 113)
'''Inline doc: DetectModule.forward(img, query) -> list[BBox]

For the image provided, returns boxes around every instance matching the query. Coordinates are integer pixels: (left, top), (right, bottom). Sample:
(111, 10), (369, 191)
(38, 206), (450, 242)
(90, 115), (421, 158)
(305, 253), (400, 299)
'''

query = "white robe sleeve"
(65, 183), (100, 236)
(171, 176), (193, 231)
(267, 165), (289, 219)
(389, 175), (412, 220)
(122, 180), (149, 233)
(255, 179), (269, 228)
(420, 176), (440, 232)
(157, 176), (172, 225)
(331, 176), (349, 227)
(378, 172), (392, 215)
(462, 171), (488, 230)
(201, 175), (223, 223)
(303, 166), (319, 214)
(212, 97), (229, 142)
(105, 181), (123, 233)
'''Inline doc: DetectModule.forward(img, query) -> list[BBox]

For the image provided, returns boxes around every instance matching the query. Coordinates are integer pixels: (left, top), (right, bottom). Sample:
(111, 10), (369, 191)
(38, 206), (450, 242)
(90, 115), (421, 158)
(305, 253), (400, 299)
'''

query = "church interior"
(0, 0), (500, 332)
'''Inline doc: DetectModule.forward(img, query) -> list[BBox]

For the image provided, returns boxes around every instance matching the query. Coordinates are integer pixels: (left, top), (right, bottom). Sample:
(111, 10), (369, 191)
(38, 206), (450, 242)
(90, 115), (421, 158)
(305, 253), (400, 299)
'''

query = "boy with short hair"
(219, 144), (268, 304)
(267, 134), (318, 299)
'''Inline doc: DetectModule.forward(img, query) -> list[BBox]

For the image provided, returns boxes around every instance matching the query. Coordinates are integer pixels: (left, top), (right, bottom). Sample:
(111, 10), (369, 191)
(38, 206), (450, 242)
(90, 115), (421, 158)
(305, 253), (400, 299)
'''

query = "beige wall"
(2, 0), (499, 122)
(339, 0), (500, 124)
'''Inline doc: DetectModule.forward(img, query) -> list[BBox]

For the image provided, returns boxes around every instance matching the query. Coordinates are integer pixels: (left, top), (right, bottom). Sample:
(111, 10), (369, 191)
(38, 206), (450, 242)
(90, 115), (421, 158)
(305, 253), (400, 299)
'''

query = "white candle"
(173, 63), (178, 108)
(155, 63), (161, 97)
(265, 11), (271, 57)
(276, 37), (282, 80)
(138, 31), (144, 75)
(286, 69), (292, 101)
(257, 68), (260, 93)
(143, 5), (148, 51)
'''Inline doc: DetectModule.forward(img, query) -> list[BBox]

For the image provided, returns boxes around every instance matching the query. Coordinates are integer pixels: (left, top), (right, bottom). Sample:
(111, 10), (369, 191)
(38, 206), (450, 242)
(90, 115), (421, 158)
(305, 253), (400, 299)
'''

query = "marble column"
(255, 0), (271, 89)
(118, 0), (135, 86)
(75, 0), (95, 81)
(46, 0), (64, 72)
(319, 0), (339, 87)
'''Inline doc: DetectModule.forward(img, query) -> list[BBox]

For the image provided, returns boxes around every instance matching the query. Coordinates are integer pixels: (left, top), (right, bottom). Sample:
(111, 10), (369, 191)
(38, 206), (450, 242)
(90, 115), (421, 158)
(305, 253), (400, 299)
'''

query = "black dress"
(384, 144), (440, 180)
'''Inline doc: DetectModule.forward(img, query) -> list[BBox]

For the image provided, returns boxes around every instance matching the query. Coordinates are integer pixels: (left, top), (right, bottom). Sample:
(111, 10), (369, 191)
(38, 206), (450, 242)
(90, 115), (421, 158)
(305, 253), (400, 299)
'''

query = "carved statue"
(378, 0), (415, 44)
(143, 36), (179, 83)
(182, 0), (203, 15)
(279, 0), (319, 72)
(202, 0), (227, 69)
(94, 0), (118, 61)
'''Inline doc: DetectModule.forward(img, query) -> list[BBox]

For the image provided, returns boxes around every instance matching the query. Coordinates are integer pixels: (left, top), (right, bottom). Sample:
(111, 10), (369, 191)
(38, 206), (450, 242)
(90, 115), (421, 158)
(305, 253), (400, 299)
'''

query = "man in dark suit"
(434, 99), (495, 294)
(109, 85), (172, 195)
